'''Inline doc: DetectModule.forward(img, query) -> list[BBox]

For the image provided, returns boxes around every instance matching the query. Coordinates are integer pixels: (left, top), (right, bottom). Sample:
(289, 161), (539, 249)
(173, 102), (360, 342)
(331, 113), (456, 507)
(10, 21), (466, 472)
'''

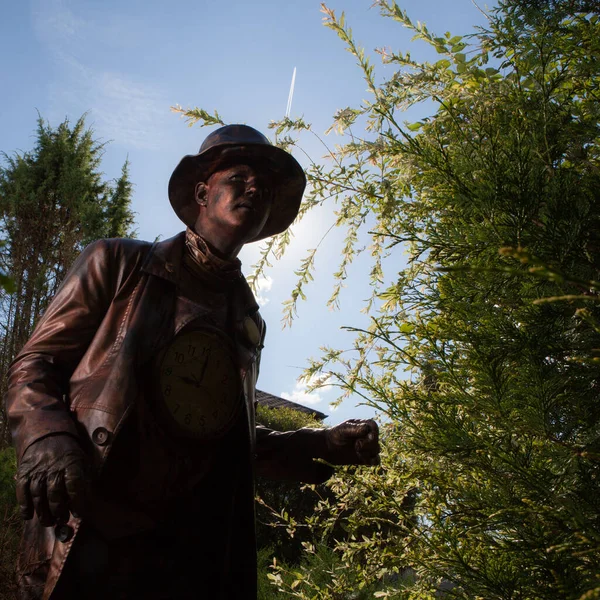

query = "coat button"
(55, 524), (74, 543)
(165, 262), (174, 273)
(92, 427), (111, 446)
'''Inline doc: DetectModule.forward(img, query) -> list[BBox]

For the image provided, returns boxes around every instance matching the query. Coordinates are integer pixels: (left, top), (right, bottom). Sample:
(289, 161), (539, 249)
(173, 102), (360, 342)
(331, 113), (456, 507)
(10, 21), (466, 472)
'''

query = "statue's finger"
(363, 420), (379, 440)
(354, 439), (371, 464)
(47, 471), (69, 525)
(361, 434), (380, 453)
(65, 463), (89, 519)
(16, 475), (34, 520)
(341, 420), (373, 440)
(30, 475), (53, 526)
(357, 435), (380, 465)
(358, 449), (380, 465)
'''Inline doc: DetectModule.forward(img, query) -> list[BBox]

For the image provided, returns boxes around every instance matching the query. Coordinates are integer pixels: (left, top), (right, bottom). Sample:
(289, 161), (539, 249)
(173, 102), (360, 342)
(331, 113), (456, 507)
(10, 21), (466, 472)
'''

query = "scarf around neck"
(184, 228), (243, 283)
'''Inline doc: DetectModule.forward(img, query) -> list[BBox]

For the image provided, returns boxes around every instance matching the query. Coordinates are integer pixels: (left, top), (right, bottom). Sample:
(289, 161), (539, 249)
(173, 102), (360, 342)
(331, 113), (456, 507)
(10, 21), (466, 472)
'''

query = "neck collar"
(184, 228), (243, 283)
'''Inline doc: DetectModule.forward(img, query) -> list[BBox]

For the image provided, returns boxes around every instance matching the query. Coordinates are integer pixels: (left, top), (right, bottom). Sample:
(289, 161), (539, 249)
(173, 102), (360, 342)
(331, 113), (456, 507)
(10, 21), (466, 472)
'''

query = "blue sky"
(1, 0), (494, 424)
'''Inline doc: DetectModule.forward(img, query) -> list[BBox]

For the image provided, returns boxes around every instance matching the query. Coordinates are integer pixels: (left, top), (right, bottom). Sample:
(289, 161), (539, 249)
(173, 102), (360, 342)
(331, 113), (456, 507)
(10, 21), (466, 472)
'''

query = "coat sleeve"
(4, 240), (116, 461)
(255, 425), (334, 484)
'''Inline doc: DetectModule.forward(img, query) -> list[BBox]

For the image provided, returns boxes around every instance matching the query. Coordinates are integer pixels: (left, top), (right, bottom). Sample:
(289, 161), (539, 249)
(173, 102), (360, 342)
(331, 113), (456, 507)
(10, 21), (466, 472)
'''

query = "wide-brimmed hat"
(168, 124), (306, 242)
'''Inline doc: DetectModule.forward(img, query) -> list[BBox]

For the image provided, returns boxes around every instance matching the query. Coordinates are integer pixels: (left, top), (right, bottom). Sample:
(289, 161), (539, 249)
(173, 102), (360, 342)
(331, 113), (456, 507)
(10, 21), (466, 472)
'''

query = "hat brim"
(168, 143), (306, 242)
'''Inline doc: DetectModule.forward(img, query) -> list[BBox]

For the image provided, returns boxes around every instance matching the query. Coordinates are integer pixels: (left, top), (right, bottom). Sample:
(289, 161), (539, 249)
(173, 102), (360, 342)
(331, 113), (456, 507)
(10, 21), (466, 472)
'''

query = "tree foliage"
(179, 0), (600, 596)
(0, 447), (18, 599)
(0, 115), (135, 445)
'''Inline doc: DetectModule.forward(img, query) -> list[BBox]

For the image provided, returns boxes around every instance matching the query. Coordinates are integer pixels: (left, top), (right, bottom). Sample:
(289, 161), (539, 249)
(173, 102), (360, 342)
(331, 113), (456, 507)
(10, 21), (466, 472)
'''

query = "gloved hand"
(16, 434), (90, 527)
(325, 419), (380, 466)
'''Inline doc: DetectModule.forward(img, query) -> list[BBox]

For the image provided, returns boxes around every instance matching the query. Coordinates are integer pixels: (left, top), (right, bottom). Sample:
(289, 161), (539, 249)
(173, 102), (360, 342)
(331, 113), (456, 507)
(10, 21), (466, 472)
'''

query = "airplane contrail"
(285, 67), (297, 118)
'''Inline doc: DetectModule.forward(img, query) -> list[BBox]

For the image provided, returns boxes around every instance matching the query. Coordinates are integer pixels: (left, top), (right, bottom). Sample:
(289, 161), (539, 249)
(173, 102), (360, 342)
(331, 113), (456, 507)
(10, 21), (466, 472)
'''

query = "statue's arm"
(4, 240), (115, 461)
(254, 425), (334, 483)
(255, 419), (380, 483)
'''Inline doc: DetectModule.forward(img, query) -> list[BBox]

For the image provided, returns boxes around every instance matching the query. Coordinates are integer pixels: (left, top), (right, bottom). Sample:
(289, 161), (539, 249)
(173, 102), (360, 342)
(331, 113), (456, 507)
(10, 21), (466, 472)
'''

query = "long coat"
(5, 232), (331, 599)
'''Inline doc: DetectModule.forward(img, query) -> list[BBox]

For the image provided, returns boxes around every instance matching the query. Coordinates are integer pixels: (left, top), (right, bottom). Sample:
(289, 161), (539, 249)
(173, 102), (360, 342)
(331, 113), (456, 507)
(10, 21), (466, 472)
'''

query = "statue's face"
(193, 163), (273, 257)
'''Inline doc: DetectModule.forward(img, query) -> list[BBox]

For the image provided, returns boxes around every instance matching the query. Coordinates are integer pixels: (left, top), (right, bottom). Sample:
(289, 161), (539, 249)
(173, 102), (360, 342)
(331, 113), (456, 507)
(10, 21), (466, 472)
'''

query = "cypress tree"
(0, 115), (135, 444)
(265, 1), (600, 597)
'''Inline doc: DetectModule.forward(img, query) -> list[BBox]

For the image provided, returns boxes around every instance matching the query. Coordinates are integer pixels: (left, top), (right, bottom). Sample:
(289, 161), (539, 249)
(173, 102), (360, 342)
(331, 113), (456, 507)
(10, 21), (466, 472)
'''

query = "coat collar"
(140, 230), (260, 315)
(141, 231), (185, 284)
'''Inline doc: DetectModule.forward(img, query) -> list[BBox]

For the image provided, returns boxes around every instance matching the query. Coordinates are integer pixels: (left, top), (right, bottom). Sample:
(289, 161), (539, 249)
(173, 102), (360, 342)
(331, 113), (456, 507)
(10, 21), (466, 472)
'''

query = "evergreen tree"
(177, 0), (600, 597)
(0, 115), (135, 445)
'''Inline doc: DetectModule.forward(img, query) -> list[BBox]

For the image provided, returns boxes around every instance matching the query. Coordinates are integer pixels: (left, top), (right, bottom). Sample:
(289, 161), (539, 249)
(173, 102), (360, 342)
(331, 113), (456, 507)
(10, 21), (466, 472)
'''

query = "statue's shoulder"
(75, 238), (155, 283)
(99, 236), (153, 254)
(83, 236), (151, 253)
(83, 237), (156, 264)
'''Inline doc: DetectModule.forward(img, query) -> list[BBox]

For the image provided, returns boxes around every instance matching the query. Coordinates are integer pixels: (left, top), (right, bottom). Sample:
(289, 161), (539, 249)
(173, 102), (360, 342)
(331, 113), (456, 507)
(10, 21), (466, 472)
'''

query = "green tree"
(0, 115), (136, 445)
(177, 0), (600, 597)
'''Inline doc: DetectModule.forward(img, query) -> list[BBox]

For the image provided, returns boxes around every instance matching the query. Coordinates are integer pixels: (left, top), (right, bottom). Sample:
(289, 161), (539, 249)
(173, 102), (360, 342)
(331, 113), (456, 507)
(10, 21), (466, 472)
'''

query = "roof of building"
(256, 389), (327, 421)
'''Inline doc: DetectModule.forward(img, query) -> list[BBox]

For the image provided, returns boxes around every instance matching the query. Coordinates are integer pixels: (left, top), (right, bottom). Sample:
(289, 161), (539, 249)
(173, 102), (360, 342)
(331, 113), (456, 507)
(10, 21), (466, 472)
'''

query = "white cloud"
(255, 275), (273, 307)
(31, 0), (83, 44)
(31, 0), (169, 150)
(281, 374), (332, 407)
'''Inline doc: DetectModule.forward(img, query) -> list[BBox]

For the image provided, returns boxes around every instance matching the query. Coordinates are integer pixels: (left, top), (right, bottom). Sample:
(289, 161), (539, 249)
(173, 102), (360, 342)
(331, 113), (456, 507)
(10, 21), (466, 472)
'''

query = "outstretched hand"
(16, 434), (90, 527)
(325, 419), (380, 466)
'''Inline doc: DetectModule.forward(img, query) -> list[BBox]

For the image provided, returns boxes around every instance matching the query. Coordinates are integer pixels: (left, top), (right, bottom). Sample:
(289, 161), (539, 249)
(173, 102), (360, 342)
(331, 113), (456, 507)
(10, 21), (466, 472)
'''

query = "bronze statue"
(5, 125), (380, 599)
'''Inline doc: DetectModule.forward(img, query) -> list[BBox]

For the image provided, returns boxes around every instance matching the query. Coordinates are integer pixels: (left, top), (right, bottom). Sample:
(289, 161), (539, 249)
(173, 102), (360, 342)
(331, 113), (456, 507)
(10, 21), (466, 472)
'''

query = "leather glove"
(16, 434), (90, 527)
(325, 419), (380, 466)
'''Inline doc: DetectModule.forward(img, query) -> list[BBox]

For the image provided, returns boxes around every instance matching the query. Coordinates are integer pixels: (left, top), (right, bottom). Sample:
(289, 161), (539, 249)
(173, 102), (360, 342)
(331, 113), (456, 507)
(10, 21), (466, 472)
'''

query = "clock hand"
(198, 351), (211, 382)
(177, 375), (198, 386)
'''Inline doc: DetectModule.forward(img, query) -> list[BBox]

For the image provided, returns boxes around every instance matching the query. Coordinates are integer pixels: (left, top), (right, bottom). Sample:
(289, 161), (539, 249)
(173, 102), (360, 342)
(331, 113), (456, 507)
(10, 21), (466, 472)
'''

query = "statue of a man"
(5, 125), (379, 599)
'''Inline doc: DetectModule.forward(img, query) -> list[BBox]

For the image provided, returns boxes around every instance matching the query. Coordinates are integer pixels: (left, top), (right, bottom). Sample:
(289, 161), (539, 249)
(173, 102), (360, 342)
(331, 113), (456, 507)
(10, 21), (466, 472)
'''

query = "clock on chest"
(158, 329), (242, 440)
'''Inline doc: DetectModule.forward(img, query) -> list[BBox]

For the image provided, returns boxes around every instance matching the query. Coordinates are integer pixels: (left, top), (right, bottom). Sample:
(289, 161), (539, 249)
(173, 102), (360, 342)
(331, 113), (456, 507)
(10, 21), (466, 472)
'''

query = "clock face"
(158, 329), (241, 440)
